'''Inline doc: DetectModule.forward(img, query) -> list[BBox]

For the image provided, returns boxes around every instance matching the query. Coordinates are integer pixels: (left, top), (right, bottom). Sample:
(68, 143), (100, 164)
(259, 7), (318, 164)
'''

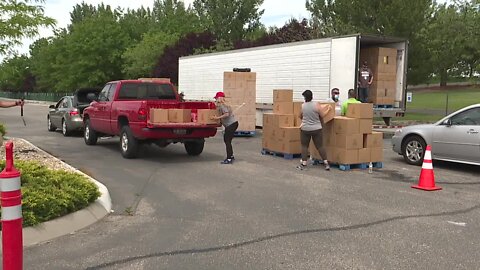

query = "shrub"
(0, 160), (101, 227)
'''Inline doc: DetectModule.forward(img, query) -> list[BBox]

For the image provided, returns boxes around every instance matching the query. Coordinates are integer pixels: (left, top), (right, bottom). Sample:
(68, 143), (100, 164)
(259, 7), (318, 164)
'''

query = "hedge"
(0, 160), (101, 227)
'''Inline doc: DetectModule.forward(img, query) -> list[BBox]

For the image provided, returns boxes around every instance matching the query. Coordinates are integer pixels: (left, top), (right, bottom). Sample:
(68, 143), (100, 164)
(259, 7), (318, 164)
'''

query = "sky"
(12, 0), (309, 57)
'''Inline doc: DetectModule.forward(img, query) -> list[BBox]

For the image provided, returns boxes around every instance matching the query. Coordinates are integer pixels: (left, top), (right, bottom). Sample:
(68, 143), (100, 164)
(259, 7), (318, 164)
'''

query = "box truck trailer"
(178, 34), (408, 126)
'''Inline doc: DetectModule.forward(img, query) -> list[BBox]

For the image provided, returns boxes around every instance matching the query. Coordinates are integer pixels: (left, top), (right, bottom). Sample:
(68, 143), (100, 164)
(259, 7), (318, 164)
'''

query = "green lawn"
(406, 87), (480, 111)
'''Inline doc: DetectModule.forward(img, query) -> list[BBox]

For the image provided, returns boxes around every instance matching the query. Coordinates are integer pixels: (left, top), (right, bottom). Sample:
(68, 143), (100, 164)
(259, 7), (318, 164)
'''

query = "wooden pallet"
(312, 160), (383, 171)
(261, 149), (301, 160)
(234, 130), (256, 137)
(373, 104), (394, 108)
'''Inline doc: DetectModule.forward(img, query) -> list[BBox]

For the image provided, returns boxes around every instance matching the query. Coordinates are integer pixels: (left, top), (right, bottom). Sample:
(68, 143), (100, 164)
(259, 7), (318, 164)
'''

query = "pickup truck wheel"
(84, 119), (98, 145)
(185, 140), (205, 156)
(47, 116), (56, 131)
(120, 126), (139, 159)
(402, 135), (426, 166)
(62, 119), (71, 137)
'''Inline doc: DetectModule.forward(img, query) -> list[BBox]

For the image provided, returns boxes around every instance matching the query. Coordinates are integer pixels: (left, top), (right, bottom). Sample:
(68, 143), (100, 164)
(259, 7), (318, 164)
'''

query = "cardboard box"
(279, 127), (300, 142)
(293, 102), (303, 118)
(273, 89), (293, 102)
(149, 108), (169, 124)
(318, 102), (335, 123)
(346, 103), (373, 119)
(279, 141), (302, 154)
(359, 119), (373, 134)
(370, 147), (383, 162)
(333, 117), (360, 134)
(358, 148), (372, 163)
(273, 102), (294, 114)
(263, 113), (294, 128)
(168, 109), (191, 123)
(197, 109), (219, 125)
(363, 132), (383, 148)
(335, 134), (363, 149)
(331, 148), (359, 164)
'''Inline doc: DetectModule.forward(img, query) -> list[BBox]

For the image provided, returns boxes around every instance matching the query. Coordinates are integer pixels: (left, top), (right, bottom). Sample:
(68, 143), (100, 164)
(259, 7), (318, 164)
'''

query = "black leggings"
(224, 121), (239, 159)
(300, 129), (327, 161)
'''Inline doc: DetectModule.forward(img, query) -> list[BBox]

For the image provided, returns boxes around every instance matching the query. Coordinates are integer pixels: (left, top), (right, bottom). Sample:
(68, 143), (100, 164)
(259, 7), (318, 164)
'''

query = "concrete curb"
(7, 139), (112, 247)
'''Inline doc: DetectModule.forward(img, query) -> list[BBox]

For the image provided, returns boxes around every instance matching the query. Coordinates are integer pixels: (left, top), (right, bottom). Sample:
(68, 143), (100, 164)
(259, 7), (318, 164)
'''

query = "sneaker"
(296, 164), (307, 171)
(324, 161), (330, 171)
(220, 158), (233, 164)
(231, 156), (235, 161)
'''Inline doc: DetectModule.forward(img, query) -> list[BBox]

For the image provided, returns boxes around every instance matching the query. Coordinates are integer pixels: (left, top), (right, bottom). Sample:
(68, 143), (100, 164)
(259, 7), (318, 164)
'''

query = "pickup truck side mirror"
(86, 93), (98, 102)
(49, 105), (55, 109)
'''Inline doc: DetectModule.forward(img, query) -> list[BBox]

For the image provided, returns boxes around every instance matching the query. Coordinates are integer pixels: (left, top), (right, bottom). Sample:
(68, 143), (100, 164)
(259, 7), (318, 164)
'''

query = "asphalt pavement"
(1, 103), (480, 269)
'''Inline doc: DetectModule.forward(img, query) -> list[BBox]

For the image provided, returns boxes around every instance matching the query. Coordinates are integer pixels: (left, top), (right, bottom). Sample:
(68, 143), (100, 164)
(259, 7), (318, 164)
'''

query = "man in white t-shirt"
(326, 88), (342, 116)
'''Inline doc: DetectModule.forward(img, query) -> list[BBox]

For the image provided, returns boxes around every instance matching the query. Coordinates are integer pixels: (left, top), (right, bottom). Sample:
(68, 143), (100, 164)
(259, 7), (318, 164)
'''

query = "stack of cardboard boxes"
(223, 71), (257, 132)
(360, 47), (398, 105)
(310, 103), (383, 164)
(149, 108), (219, 125)
(262, 89), (303, 154)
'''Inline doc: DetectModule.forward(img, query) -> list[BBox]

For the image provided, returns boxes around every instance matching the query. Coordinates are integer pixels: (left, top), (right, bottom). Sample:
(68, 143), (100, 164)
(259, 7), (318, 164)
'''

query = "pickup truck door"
(96, 83), (117, 134)
(90, 84), (112, 133)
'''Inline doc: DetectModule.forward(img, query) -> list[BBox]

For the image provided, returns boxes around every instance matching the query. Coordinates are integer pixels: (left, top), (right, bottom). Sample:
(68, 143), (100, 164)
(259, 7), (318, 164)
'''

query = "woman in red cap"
(212, 91), (238, 164)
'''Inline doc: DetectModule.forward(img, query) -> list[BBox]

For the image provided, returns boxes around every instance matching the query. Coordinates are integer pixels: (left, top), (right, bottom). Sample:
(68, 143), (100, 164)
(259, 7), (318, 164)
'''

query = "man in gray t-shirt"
(358, 61), (373, 103)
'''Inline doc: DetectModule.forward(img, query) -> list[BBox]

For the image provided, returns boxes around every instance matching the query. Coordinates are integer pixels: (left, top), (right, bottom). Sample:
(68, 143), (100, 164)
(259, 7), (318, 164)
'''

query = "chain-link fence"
(0, 92), (72, 102)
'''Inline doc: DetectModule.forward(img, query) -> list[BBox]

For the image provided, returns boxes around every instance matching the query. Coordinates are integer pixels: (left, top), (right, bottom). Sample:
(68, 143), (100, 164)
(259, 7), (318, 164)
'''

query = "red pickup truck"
(82, 79), (220, 158)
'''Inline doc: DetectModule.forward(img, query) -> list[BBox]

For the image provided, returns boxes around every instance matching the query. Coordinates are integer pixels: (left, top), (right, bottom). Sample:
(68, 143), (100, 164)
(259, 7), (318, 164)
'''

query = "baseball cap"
(214, 92), (225, 99)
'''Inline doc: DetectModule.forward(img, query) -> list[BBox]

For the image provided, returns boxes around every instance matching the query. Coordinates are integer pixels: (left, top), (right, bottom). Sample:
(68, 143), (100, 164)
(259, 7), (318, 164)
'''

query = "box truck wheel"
(383, 117), (391, 126)
(185, 140), (204, 156)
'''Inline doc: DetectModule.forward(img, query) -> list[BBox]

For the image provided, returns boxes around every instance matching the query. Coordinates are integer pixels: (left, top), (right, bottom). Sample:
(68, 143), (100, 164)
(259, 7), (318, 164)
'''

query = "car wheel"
(120, 126), (138, 159)
(62, 119), (71, 137)
(184, 140), (205, 156)
(402, 135), (426, 166)
(47, 116), (56, 131)
(84, 119), (98, 145)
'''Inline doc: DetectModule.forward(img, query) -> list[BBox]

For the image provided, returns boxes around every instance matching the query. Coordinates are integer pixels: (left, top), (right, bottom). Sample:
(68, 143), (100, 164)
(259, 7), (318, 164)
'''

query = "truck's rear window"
(117, 82), (177, 100)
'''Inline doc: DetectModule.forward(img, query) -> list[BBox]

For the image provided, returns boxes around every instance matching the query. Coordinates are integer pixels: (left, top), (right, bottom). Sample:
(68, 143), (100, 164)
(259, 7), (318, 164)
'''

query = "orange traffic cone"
(412, 145), (442, 191)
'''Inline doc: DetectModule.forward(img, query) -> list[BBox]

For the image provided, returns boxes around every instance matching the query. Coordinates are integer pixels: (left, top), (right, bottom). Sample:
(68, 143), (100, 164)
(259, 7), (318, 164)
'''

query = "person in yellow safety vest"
(341, 89), (361, 116)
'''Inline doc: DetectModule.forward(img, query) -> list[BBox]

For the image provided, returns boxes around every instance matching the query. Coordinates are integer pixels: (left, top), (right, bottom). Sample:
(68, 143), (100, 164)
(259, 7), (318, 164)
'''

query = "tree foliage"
(123, 31), (178, 78)
(193, 0), (265, 42)
(0, 0), (55, 55)
(153, 32), (217, 84)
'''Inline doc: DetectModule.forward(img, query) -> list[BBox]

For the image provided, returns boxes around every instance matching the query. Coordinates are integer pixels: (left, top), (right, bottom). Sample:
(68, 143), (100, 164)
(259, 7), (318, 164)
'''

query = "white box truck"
(178, 34), (408, 126)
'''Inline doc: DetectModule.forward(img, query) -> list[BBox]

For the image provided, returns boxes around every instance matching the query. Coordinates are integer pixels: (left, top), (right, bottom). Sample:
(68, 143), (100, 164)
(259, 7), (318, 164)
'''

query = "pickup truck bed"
(82, 79), (220, 158)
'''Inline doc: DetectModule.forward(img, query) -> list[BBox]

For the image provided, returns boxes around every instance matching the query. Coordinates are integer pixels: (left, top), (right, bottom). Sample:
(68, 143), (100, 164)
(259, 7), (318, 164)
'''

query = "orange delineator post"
(1, 141), (23, 270)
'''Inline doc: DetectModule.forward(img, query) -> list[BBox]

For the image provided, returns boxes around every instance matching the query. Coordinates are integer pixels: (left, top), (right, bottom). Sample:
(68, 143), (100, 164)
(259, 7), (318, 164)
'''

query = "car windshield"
(117, 82), (177, 100)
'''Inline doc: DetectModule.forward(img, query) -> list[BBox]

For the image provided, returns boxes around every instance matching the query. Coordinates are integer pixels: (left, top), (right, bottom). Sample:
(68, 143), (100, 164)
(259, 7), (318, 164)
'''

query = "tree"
(57, 11), (130, 90)
(0, 55), (32, 92)
(305, 0), (434, 84)
(0, 0), (55, 55)
(153, 0), (203, 35)
(153, 32), (217, 84)
(122, 31), (179, 78)
(426, 3), (466, 86)
(457, 0), (480, 78)
(193, 0), (265, 42)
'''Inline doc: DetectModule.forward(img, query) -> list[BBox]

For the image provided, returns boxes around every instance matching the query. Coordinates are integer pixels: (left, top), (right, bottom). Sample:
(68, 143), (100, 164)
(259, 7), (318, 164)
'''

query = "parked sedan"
(392, 104), (480, 166)
(47, 88), (101, 136)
